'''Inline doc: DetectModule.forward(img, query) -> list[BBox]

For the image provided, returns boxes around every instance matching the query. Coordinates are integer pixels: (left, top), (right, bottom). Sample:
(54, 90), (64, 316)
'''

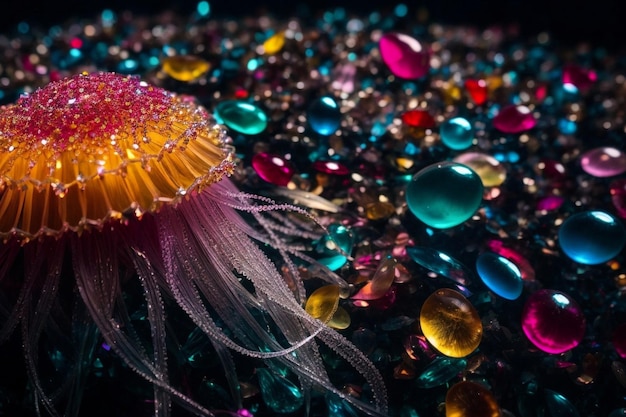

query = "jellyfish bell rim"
(0, 71), (236, 242)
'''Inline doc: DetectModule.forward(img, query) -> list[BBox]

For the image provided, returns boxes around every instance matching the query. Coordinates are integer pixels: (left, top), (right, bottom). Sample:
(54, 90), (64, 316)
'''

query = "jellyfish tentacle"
(70, 231), (215, 417)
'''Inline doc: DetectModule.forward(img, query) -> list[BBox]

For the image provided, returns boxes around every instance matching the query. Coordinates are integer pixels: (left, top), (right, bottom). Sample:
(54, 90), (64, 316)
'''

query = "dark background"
(0, 0), (624, 50)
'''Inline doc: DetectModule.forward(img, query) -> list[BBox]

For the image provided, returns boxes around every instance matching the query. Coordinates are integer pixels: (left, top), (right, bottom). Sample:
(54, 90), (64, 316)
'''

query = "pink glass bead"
(521, 289), (585, 354)
(379, 33), (430, 79)
(610, 179), (626, 219)
(312, 160), (350, 175)
(562, 64), (597, 91)
(537, 195), (564, 211)
(613, 323), (626, 358)
(580, 147), (626, 178)
(251, 152), (295, 186)
(492, 105), (536, 133)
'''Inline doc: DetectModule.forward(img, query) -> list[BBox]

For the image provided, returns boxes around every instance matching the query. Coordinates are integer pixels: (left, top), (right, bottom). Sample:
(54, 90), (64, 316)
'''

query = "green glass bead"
(406, 162), (483, 229)
(214, 100), (268, 135)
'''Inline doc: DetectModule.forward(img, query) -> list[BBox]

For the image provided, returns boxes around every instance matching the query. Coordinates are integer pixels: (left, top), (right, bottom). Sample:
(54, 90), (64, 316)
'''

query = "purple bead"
(580, 147), (626, 178)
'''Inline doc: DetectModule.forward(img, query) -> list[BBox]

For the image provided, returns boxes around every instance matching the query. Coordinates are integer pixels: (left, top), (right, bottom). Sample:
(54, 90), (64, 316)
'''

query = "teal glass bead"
(476, 252), (523, 300)
(405, 162), (483, 229)
(415, 356), (467, 388)
(558, 210), (626, 264)
(308, 96), (341, 135)
(214, 100), (268, 135)
(440, 117), (474, 150)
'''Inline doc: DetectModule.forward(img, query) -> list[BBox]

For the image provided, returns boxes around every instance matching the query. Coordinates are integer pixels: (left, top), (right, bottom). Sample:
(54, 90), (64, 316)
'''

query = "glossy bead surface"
(379, 33), (430, 79)
(445, 381), (501, 417)
(440, 117), (474, 150)
(214, 100), (268, 135)
(580, 147), (626, 178)
(476, 252), (523, 300)
(492, 105), (535, 133)
(420, 288), (482, 357)
(308, 96), (341, 135)
(251, 153), (295, 186)
(406, 162), (483, 229)
(453, 152), (506, 187)
(558, 210), (626, 265)
(521, 289), (585, 354)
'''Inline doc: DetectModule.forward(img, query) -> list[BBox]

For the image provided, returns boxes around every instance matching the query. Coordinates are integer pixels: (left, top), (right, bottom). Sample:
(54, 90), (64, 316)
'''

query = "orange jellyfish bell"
(0, 72), (387, 417)
(0, 71), (234, 240)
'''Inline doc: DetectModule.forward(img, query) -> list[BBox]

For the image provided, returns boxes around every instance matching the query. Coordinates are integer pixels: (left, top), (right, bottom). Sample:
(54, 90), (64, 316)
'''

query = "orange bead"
(446, 381), (501, 417)
(419, 288), (482, 357)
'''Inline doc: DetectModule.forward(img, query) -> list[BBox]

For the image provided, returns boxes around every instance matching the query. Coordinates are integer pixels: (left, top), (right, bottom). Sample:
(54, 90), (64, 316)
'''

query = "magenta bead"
(537, 195), (564, 211)
(493, 105), (536, 133)
(379, 33), (430, 79)
(521, 289), (585, 354)
(251, 152), (295, 186)
(580, 147), (626, 178)
(613, 323), (626, 358)
(312, 160), (350, 175)
(562, 64), (597, 91)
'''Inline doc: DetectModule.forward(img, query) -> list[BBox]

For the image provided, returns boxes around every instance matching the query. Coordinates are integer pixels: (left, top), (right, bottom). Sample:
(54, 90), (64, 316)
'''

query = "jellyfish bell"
(0, 72), (387, 416)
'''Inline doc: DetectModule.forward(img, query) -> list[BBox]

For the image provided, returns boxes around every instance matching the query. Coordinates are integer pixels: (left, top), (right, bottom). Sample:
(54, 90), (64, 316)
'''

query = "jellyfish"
(0, 72), (387, 416)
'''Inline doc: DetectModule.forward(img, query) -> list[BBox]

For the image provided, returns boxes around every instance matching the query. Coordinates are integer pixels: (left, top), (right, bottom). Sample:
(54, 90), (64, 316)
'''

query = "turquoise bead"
(440, 117), (473, 150)
(405, 162), (483, 229)
(308, 96), (341, 135)
(476, 252), (523, 300)
(558, 210), (626, 264)
(214, 100), (268, 135)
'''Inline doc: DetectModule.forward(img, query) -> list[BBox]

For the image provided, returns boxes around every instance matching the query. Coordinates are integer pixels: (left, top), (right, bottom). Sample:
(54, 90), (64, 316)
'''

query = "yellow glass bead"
(365, 201), (396, 220)
(396, 156), (415, 171)
(161, 55), (211, 82)
(305, 284), (340, 323)
(445, 381), (501, 417)
(263, 32), (286, 55)
(454, 152), (506, 187)
(419, 288), (482, 358)
(328, 306), (351, 330)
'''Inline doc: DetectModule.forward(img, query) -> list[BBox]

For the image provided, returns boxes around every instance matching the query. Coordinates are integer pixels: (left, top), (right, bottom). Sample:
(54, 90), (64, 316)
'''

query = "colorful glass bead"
(251, 152), (295, 186)
(613, 323), (626, 358)
(558, 210), (626, 265)
(562, 64), (597, 91)
(440, 117), (474, 150)
(256, 368), (304, 413)
(521, 289), (585, 354)
(420, 288), (482, 357)
(307, 96), (341, 135)
(312, 160), (350, 175)
(580, 147), (626, 178)
(214, 100), (268, 135)
(379, 33), (430, 79)
(492, 105), (536, 133)
(161, 55), (211, 82)
(402, 109), (436, 128)
(263, 31), (285, 55)
(544, 389), (579, 417)
(305, 284), (340, 323)
(407, 246), (474, 286)
(476, 252), (523, 300)
(416, 356), (467, 388)
(406, 162), (483, 229)
(464, 79), (488, 105)
(445, 380), (501, 417)
(453, 152), (506, 187)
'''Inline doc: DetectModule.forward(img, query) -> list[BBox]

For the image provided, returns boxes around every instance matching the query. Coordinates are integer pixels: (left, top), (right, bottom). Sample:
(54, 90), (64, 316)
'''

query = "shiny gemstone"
(492, 105), (536, 133)
(406, 162), (483, 229)
(416, 356), (467, 388)
(612, 323), (626, 358)
(307, 96), (341, 135)
(445, 380), (501, 417)
(365, 201), (396, 220)
(401, 109), (436, 128)
(544, 389), (579, 417)
(521, 289), (585, 354)
(580, 147), (626, 177)
(440, 117), (474, 150)
(305, 284), (340, 323)
(352, 257), (398, 300)
(464, 79), (488, 105)
(379, 33), (430, 79)
(256, 368), (304, 413)
(562, 64), (597, 91)
(316, 224), (354, 271)
(537, 195), (564, 211)
(610, 179), (626, 218)
(251, 153), (295, 186)
(420, 288), (482, 358)
(161, 55), (211, 82)
(453, 152), (506, 187)
(214, 100), (268, 135)
(312, 160), (350, 175)
(475, 252), (523, 300)
(558, 210), (626, 265)
(263, 31), (285, 55)
(407, 246), (474, 286)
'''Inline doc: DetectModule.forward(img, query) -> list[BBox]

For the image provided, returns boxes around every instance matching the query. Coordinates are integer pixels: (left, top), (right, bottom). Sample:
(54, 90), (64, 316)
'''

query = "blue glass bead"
(475, 252), (523, 300)
(440, 117), (474, 150)
(405, 162), (483, 229)
(415, 356), (467, 388)
(256, 368), (303, 413)
(558, 210), (626, 265)
(308, 96), (341, 135)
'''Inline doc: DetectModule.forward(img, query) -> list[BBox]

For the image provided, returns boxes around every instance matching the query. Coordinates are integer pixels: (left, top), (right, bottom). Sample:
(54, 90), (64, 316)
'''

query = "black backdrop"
(1, 0), (624, 50)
